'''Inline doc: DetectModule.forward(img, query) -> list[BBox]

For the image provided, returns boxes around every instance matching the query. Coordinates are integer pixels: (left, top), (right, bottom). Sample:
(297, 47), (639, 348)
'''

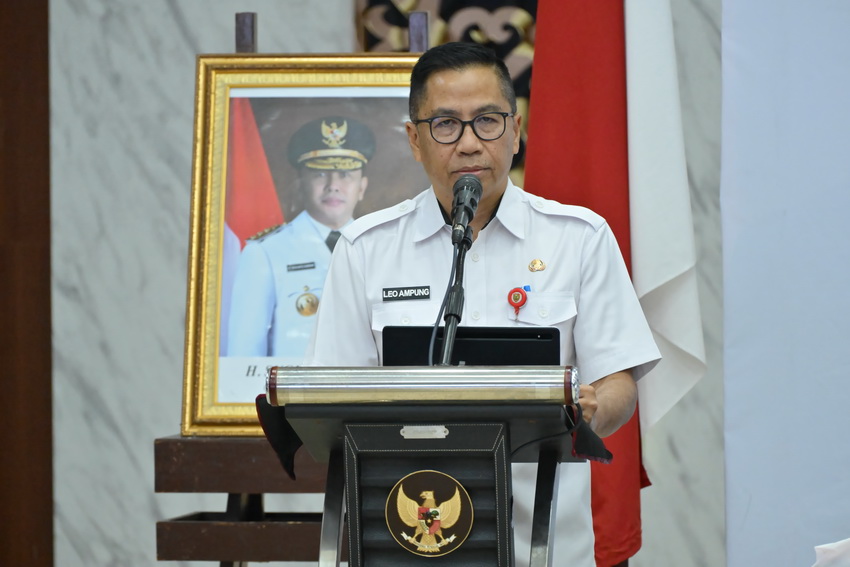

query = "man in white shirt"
(307, 42), (660, 566)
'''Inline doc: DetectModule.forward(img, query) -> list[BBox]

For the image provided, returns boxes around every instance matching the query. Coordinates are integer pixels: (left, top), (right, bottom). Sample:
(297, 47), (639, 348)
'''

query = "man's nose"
(455, 122), (482, 153)
(323, 172), (342, 191)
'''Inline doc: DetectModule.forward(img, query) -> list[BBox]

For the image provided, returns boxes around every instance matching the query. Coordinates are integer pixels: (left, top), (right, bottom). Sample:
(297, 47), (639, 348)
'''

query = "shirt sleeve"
(226, 242), (275, 356)
(572, 221), (660, 383)
(305, 236), (380, 366)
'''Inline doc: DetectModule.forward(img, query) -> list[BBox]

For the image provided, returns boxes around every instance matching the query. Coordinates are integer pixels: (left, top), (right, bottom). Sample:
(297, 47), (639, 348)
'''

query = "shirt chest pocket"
(511, 292), (577, 326)
(371, 301), (439, 331)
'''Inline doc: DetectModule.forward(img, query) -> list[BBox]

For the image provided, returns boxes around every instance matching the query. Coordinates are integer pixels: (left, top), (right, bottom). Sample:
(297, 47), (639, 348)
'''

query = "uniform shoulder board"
(525, 194), (606, 231)
(247, 223), (285, 242)
(343, 199), (417, 241)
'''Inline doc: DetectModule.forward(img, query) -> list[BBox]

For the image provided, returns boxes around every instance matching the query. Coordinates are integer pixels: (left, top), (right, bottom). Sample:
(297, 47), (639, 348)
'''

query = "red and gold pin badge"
(508, 286), (530, 316)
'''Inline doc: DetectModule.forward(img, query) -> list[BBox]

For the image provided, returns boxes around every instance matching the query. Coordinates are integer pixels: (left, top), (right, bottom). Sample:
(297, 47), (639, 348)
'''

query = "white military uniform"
(228, 210), (340, 359)
(306, 181), (660, 566)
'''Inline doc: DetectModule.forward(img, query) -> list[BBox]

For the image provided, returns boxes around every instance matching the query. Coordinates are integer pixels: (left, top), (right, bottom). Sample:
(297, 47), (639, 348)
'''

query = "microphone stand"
(438, 225), (474, 365)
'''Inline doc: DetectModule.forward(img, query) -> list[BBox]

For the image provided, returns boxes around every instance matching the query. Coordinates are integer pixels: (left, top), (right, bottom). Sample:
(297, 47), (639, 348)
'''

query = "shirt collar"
(413, 187), (449, 242)
(413, 180), (527, 242)
(304, 210), (351, 239)
(492, 180), (526, 239)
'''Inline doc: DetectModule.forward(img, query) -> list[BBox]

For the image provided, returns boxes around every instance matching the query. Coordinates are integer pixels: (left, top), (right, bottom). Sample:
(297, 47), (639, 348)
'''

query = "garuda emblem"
(321, 120), (347, 148)
(386, 470), (473, 557)
(398, 487), (461, 552)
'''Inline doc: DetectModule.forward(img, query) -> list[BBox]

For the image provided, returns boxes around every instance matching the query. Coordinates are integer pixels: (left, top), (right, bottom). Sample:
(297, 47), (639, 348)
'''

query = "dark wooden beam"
(235, 12), (257, 53)
(0, 1), (53, 566)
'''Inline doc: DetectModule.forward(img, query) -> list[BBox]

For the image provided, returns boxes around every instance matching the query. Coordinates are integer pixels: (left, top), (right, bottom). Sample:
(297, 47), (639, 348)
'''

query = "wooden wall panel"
(0, 2), (53, 565)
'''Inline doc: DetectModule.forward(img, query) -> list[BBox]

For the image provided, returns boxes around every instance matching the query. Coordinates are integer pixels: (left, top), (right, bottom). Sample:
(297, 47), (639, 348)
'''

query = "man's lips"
(454, 166), (485, 176)
(321, 197), (346, 206)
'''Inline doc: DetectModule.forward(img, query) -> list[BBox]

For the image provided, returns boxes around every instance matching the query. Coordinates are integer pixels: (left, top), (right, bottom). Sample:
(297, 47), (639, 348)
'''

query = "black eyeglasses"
(412, 111), (514, 144)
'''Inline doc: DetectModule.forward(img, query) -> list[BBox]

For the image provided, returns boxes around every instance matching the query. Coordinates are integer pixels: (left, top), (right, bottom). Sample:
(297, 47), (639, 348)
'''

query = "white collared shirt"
(307, 181), (660, 567)
(309, 182), (658, 382)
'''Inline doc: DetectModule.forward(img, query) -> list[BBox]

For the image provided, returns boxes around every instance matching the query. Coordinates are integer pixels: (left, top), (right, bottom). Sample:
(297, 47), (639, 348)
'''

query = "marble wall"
(50, 0), (722, 565)
(50, 2), (356, 565)
(634, 1), (725, 565)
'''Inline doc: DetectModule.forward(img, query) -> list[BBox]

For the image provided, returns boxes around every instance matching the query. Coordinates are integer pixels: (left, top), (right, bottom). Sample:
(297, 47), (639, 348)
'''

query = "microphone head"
(450, 175), (483, 245)
(452, 174), (483, 199)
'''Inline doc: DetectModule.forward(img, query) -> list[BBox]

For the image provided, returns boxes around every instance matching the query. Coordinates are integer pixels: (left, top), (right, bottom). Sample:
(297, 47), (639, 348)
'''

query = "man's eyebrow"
(473, 103), (505, 114)
(427, 103), (505, 117)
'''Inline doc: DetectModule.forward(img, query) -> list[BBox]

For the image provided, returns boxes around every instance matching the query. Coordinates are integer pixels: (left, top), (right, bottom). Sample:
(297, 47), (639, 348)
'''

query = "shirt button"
(401, 316), (411, 325)
(538, 308), (548, 318)
(399, 204), (409, 212)
(471, 311), (481, 320)
(472, 253), (480, 262)
(535, 199), (545, 209)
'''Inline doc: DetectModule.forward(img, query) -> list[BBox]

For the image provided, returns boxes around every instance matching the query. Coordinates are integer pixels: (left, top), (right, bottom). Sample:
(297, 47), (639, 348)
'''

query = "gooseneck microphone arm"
(438, 224), (473, 365)
(433, 175), (482, 366)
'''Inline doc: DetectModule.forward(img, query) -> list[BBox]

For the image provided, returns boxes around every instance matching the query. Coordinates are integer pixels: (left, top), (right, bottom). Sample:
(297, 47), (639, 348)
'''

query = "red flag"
(524, 2), (644, 565)
(219, 98), (284, 355)
(225, 98), (284, 247)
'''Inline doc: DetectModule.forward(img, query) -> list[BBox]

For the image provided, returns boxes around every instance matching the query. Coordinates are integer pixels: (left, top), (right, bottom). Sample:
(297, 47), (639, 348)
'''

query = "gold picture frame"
(182, 54), (426, 435)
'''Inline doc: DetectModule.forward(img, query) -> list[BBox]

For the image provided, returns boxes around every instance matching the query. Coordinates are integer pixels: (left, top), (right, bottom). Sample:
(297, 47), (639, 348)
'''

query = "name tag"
(287, 262), (315, 272)
(382, 286), (431, 301)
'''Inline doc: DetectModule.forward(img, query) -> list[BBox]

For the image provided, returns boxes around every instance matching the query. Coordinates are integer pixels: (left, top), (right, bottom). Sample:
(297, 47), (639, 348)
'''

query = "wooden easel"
(154, 12), (429, 566)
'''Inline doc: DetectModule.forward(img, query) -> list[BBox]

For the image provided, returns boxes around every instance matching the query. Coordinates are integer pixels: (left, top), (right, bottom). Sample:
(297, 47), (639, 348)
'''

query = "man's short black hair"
(409, 42), (517, 120)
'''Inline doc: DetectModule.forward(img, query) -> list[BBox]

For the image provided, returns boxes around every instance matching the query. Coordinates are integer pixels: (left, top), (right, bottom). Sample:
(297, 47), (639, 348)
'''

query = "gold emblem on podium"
(386, 470), (473, 557)
(295, 286), (319, 316)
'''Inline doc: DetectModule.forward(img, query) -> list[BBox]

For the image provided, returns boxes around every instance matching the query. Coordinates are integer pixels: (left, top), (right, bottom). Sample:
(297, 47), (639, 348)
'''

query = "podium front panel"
(344, 421), (513, 567)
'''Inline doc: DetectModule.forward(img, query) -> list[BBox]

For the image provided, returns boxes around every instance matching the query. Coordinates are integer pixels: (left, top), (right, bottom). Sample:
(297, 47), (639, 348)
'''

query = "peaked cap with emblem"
(287, 116), (376, 171)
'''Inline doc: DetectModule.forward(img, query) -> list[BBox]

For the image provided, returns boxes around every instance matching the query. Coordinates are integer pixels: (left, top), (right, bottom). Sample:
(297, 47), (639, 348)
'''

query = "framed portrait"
(182, 54), (428, 435)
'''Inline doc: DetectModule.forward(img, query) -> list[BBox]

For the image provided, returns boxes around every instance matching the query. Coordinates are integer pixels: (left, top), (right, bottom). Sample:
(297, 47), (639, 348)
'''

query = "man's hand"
(575, 370), (637, 438)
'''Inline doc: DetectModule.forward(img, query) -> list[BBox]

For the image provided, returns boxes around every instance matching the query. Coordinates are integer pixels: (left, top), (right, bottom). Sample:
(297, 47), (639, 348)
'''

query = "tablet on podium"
(381, 325), (560, 366)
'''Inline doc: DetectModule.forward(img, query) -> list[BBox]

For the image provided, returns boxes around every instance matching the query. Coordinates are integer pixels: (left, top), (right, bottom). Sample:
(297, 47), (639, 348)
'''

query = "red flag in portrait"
(225, 97), (284, 247)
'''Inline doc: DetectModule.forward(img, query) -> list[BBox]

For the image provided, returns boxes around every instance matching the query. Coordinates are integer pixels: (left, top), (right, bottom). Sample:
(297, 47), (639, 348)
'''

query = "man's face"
(406, 66), (521, 211)
(301, 168), (368, 229)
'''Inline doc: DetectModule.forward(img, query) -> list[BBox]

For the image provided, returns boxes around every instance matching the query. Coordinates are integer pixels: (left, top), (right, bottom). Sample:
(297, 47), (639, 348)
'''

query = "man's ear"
(406, 121), (423, 163)
(357, 175), (368, 201)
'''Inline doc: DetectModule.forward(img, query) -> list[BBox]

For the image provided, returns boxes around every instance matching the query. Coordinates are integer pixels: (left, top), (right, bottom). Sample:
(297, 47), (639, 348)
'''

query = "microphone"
(450, 174), (483, 245)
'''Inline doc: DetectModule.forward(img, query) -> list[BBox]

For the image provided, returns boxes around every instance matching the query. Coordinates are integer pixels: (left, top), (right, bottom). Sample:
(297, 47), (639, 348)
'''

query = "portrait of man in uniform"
(211, 86), (430, 405)
(226, 116), (375, 360)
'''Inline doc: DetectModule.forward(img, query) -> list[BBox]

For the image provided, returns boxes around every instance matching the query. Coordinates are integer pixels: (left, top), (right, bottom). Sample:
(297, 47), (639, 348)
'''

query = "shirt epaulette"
(248, 223), (285, 242)
(524, 194), (606, 231)
(343, 199), (417, 242)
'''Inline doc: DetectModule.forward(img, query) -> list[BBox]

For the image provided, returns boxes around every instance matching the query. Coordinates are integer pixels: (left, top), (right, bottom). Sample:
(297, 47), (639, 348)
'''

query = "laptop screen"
(381, 325), (560, 367)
